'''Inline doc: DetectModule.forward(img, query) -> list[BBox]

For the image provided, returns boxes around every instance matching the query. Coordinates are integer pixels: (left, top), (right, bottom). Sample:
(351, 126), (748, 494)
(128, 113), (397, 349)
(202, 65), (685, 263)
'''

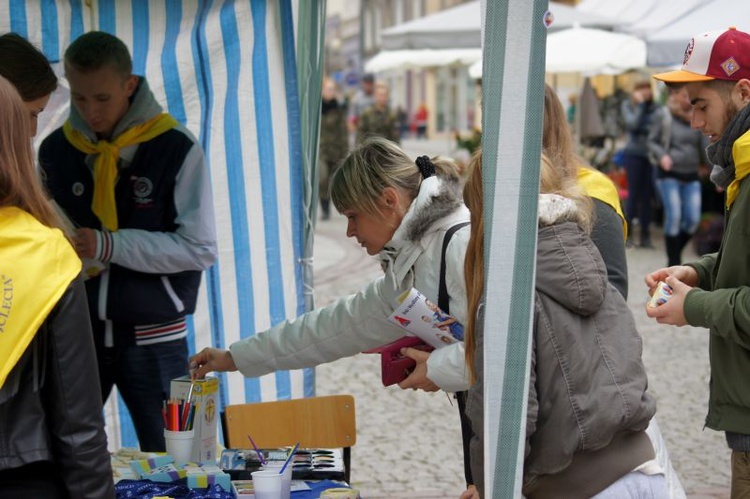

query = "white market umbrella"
(470, 26), (646, 78)
(546, 26), (647, 74)
(469, 59), (482, 79)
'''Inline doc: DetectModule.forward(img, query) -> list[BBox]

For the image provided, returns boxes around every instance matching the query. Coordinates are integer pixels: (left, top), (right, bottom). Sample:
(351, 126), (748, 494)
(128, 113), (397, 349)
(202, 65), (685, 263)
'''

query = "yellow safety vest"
(0, 207), (81, 389)
(578, 166), (628, 239)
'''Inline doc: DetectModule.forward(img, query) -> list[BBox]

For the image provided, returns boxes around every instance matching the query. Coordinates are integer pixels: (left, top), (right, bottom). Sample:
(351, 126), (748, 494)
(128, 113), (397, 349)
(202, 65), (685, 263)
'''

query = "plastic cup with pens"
(162, 381), (198, 462)
(252, 443), (298, 499)
(262, 462), (293, 497)
(251, 469), (286, 499)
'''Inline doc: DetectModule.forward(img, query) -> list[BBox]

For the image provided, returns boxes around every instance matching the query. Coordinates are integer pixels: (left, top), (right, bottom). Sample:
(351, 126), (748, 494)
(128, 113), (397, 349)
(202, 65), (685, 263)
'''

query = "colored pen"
(279, 443), (299, 475)
(161, 401), (168, 428)
(247, 434), (266, 465)
(180, 400), (191, 431)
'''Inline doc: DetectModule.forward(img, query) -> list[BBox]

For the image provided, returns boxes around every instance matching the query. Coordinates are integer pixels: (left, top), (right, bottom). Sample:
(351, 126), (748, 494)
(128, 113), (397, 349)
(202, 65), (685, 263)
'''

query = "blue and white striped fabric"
(1, 0), (313, 451)
(479, 0), (548, 497)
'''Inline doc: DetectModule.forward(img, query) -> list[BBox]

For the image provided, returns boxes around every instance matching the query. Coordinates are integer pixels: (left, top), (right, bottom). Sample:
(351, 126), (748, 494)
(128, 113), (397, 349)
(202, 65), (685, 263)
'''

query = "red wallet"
(363, 336), (434, 386)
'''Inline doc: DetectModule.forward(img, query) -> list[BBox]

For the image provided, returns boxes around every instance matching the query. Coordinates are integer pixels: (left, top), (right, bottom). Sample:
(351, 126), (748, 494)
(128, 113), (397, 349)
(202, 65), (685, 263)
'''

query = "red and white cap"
(653, 27), (750, 83)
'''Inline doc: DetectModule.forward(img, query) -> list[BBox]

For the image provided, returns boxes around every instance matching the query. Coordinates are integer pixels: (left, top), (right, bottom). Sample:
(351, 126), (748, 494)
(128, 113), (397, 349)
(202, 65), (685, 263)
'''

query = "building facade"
(326, 0), (477, 138)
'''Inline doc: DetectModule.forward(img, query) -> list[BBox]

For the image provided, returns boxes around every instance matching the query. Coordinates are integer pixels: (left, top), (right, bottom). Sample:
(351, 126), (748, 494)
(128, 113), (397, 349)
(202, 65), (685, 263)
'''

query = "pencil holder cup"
(164, 428), (195, 463)
(251, 469), (288, 499)
(262, 461), (293, 497)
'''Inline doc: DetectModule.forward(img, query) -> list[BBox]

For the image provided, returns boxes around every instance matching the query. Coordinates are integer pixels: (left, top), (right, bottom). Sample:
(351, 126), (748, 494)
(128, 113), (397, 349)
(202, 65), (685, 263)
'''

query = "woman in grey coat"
(648, 85), (709, 266)
(462, 152), (665, 498)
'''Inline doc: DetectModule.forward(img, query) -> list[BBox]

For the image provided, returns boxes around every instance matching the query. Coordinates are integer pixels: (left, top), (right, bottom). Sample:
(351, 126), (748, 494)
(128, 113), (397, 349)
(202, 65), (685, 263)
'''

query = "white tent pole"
(480, 0), (548, 496)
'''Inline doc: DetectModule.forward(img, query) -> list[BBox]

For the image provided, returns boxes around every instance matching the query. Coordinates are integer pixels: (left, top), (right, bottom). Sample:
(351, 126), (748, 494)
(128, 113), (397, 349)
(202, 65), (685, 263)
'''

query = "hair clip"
(415, 155), (435, 179)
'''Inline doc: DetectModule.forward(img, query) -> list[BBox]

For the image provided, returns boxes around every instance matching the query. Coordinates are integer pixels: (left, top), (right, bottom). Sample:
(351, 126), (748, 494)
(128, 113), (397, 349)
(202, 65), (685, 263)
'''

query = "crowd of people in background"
(568, 72), (725, 268)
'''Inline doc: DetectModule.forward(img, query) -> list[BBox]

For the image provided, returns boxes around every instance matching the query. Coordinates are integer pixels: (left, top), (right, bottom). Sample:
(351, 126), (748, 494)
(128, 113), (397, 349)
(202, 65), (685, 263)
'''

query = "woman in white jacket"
(190, 137), (471, 392)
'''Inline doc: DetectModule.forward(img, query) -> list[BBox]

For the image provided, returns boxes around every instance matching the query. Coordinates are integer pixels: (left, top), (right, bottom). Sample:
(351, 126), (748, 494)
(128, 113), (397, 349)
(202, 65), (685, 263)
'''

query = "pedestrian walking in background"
(622, 79), (661, 248)
(396, 105), (409, 140)
(357, 82), (400, 144)
(0, 74), (115, 499)
(648, 85), (708, 266)
(319, 77), (349, 221)
(38, 31), (217, 452)
(462, 151), (665, 499)
(347, 72), (375, 133)
(415, 102), (429, 139)
(646, 27), (750, 498)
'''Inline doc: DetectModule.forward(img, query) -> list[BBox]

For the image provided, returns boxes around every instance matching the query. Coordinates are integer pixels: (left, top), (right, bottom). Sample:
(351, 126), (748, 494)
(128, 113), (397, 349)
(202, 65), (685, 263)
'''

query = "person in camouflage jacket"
(319, 78), (349, 219)
(357, 82), (400, 145)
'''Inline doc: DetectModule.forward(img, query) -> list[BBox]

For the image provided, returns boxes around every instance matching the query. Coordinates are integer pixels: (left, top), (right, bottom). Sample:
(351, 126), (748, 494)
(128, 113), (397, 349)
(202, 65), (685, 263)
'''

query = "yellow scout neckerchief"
(577, 166), (628, 239)
(62, 113), (178, 231)
(0, 207), (81, 389)
(725, 131), (750, 209)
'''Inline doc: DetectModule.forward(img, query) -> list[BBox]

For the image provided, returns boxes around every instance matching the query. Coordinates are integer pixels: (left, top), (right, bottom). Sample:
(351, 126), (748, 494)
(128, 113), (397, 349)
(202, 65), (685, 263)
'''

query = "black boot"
(665, 235), (682, 266)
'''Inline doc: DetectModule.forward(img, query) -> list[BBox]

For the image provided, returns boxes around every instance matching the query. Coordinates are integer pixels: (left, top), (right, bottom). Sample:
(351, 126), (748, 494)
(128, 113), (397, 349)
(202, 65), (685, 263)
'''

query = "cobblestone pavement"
(311, 138), (732, 498)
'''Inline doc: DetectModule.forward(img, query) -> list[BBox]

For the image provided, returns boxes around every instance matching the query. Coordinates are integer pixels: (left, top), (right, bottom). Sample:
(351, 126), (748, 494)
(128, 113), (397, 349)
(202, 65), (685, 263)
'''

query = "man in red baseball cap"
(646, 27), (750, 496)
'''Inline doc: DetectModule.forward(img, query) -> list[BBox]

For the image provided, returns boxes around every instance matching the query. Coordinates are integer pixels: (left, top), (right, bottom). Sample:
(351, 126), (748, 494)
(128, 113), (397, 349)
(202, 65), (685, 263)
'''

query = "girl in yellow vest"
(0, 73), (114, 498)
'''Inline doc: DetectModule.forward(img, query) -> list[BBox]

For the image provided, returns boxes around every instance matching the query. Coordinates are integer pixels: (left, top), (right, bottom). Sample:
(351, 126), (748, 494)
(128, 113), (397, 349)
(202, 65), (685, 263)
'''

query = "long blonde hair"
(463, 150), (484, 383)
(0, 75), (65, 231)
(543, 83), (594, 234)
(463, 151), (591, 383)
(330, 136), (459, 218)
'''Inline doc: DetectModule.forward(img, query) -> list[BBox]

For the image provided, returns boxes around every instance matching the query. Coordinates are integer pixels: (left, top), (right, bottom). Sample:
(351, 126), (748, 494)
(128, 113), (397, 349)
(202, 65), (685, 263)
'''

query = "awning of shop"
(365, 48), (482, 73)
(380, 0), (618, 51)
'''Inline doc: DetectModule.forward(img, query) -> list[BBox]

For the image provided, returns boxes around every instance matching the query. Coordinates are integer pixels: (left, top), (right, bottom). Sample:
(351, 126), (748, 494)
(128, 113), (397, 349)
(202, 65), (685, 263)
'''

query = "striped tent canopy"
(1, 0), (322, 450)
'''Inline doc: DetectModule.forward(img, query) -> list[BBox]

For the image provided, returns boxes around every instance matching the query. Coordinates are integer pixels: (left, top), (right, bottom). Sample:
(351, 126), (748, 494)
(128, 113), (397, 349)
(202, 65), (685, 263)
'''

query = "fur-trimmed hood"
(390, 175), (465, 247)
(536, 194), (608, 317)
(378, 173), (470, 298)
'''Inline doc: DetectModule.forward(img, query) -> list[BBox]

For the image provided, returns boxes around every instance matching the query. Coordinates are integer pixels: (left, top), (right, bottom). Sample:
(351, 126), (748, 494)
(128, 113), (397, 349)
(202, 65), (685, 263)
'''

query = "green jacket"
(357, 105), (400, 144)
(684, 129), (750, 434)
(319, 99), (348, 164)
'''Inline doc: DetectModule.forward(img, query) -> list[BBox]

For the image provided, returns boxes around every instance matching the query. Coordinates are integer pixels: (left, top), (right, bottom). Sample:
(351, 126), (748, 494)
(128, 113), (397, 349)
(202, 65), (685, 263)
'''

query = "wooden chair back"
(222, 394), (356, 482)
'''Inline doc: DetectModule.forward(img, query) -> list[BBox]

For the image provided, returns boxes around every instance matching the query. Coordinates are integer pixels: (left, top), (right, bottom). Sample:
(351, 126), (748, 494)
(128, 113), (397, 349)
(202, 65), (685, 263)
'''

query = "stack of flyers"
(387, 288), (463, 348)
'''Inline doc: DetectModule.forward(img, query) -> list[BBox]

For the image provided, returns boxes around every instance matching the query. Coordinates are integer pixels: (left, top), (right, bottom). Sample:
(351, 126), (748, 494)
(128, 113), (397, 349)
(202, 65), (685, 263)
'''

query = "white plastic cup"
(164, 428), (195, 463)
(251, 469), (286, 499)
(262, 461), (293, 497)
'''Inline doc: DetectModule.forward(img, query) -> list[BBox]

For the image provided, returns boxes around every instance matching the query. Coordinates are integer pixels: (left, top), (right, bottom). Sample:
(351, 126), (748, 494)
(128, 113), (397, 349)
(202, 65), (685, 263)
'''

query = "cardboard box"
(170, 375), (219, 462)
(232, 480), (255, 498)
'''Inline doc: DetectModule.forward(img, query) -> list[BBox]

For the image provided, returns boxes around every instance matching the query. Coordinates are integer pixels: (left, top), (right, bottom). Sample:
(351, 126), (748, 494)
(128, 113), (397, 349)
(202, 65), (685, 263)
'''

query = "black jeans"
(623, 153), (655, 243)
(96, 337), (189, 451)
